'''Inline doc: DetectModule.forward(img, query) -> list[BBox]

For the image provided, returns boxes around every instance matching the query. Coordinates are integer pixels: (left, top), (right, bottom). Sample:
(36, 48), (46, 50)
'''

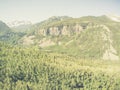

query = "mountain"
(19, 15), (120, 60)
(0, 15), (120, 60)
(7, 20), (32, 33)
(0, 21), (11, 35)
(0, 20), (25, 44)
(7, 20), (32, 27)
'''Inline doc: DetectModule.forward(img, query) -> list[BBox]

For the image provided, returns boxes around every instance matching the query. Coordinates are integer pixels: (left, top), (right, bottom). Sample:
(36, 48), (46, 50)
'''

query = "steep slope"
(0, 21), (11, 35)
(0, 20), (25, 44)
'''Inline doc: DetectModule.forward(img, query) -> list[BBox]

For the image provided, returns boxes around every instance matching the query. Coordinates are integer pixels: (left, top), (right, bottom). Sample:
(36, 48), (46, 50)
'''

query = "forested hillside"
(0, 42), (120, 90)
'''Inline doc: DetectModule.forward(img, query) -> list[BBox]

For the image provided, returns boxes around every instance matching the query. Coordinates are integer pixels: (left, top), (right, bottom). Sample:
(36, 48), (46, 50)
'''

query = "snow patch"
(7, 20), (32, 27)
(106, 14), (120, 22)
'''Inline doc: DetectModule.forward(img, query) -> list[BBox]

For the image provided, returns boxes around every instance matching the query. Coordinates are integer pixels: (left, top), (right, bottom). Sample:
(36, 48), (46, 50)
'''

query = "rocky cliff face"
(37, 24), (83, 36)
(19, 16), (120, 60)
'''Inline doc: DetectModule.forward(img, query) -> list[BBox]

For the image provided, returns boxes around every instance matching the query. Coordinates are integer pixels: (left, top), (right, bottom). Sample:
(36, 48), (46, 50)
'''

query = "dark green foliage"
(0, 21), (11, 36)
(0, 32), (25, 44)
(0, 21), (25, 45)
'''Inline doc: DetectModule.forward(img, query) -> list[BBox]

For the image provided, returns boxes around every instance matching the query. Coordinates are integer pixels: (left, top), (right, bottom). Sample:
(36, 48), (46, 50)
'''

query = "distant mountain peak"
(7, 20), (32, 27)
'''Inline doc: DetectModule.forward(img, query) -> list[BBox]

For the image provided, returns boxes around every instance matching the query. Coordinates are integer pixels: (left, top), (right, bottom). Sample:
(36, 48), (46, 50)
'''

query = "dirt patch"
(39, 38), (55, 47)
(103, 46), (119, 60)
(22, 35), (35, 45)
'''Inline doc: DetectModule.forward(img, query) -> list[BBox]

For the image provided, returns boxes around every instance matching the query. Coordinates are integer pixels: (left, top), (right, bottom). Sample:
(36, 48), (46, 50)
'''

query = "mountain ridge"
(18, 15), (120, 60)
(0, 15), (120, 60)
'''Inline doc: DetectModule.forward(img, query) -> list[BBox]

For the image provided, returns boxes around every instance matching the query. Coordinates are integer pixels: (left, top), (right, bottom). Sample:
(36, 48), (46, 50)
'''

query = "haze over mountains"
(0, 15), (120, 60)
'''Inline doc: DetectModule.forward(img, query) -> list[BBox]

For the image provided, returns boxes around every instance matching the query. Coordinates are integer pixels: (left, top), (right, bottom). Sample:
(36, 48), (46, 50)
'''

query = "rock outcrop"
(37, 24), (83, 36)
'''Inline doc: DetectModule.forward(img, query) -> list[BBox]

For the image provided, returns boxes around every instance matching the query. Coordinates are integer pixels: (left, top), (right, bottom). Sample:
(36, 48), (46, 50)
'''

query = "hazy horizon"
(0, 0), (120, 23)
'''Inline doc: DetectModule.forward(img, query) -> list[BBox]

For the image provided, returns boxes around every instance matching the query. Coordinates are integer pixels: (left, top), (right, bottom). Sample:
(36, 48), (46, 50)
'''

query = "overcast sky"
(0, 0), (120, 23)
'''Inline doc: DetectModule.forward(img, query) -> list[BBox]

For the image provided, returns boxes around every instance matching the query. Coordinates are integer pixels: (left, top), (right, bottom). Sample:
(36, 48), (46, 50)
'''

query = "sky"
(0, 0), (120, 23)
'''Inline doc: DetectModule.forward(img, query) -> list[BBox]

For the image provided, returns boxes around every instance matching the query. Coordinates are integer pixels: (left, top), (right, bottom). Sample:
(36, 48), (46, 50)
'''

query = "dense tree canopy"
(0, 42), (120, 90)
